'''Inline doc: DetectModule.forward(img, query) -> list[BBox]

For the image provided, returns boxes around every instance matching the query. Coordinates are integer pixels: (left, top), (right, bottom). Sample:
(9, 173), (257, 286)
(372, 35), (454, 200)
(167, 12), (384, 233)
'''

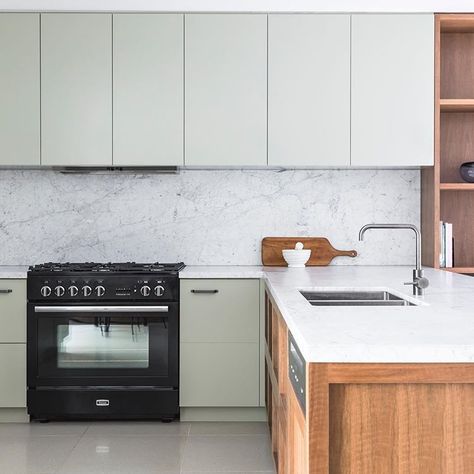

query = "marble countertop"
(262, 266), (474, 364)
(180, 265), (264, 279)
(0, 266), (29, 279)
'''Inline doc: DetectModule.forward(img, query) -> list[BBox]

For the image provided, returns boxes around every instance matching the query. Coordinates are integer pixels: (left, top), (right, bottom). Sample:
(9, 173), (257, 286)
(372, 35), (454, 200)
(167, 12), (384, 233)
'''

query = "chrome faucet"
(358, 224), (429, 296)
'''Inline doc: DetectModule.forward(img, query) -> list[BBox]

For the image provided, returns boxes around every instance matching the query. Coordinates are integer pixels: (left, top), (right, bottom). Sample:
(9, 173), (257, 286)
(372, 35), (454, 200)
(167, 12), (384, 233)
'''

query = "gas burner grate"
(29, 262), (185, 273)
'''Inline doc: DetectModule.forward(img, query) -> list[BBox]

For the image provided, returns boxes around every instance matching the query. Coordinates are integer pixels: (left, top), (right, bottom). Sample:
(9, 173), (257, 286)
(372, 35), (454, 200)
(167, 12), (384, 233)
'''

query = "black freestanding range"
(27, 262), (184, 421)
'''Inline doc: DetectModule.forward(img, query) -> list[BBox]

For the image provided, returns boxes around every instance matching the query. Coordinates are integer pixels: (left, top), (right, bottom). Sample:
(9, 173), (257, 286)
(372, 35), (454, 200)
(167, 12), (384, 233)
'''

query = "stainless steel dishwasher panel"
(288, 332), (306, 413)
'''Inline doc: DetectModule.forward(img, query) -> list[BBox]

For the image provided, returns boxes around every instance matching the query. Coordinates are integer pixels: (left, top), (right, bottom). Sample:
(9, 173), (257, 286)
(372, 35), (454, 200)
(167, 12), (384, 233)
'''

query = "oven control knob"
(54, 285), (65, 297)
(68, 286), (79, 297)
(95, 285), (106, 297)
(140, 285), (151, 297)
(82, 285), (92, 297)
(154, 285), (165, 297)
(40, 285), (51, 297)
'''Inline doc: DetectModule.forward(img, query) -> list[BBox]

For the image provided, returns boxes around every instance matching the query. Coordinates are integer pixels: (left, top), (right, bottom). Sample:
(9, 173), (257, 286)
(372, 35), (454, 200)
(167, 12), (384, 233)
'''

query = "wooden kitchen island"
(265, 290), (474, 474)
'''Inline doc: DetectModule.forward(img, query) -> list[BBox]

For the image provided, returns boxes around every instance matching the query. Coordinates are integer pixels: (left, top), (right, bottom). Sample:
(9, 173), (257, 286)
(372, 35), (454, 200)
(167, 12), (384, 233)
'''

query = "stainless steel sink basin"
(300, 290), (416, 306)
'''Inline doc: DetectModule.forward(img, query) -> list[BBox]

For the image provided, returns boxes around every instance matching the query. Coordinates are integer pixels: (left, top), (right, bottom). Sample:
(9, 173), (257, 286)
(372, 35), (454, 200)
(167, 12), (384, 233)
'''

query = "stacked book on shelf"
(439, 221), (454, 268)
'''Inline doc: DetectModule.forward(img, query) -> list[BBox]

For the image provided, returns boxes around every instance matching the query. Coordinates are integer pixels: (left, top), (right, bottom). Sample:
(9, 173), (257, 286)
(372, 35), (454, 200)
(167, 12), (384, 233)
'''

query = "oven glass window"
(57, 317), (151, 369)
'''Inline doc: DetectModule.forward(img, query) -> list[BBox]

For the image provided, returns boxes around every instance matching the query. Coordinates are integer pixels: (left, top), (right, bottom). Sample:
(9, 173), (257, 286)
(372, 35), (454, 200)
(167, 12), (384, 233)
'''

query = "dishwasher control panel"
(288, 332), (306, 413)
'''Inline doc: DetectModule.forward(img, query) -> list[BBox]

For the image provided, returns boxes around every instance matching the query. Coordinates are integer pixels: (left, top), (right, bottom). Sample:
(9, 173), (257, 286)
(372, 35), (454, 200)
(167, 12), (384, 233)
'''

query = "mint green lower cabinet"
(180, 279), (261, 408)
(0, 280), (26, 343)
(180, 343), (259, 407)
(180, 279), (259, 342)
(0, 280), (27, 409)
(0, 345), (26, 407)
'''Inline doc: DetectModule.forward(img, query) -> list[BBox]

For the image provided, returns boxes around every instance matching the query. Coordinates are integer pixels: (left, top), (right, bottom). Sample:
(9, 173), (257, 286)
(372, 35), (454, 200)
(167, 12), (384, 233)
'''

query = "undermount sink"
(300, 290), (416, 307)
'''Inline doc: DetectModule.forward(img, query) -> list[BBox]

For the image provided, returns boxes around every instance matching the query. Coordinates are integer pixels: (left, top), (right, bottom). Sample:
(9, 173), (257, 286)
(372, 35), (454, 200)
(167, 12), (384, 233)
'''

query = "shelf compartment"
(440, 192), (474, 268)
(440, 99), (474, 112)
(440, 31), (474, 99)
(440, 183), (474, 191)
(440, 113), (474, 183)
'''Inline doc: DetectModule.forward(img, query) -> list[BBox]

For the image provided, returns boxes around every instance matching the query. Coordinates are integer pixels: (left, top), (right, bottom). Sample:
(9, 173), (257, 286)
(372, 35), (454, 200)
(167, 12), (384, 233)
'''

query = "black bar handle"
(191, 289), (219, 294)
(0, 289), (12, 294)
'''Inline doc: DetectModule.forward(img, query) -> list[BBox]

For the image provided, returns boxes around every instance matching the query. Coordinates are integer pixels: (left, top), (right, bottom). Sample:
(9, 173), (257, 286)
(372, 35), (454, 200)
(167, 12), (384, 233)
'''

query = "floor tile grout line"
(179, 427), (191, 474)
(186, 433), (271, 438)
(80, 434), (188, 438)
(180, 471), (275, 473)
(50, 429), (88, 474)
(178, 421), (192, 473)
(80, 421), (92, 439)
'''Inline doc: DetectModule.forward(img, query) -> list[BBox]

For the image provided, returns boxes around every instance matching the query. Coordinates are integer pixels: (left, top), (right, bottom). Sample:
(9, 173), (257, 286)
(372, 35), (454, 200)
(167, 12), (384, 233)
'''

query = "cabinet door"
(268, 14), (350, 166)
(180, 279), (260, 407)
(288, 389), (307, 473)
(185, 14), (267, 166)
(0, 280), (26, 343)
(0, 14), (40, 165)
(180, 342), (259, 406)
(351, 14), (434, 166)
(41, 14), (112, 166)
(180, 279), (259, 343)
(0, 345), (26, 407)
(113, 14), (183, 166)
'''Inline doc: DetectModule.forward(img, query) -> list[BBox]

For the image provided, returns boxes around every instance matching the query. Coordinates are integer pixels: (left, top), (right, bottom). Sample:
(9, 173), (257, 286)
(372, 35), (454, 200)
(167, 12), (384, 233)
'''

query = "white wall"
(0, 169), (419, 266)
(0, 0), (472, 12)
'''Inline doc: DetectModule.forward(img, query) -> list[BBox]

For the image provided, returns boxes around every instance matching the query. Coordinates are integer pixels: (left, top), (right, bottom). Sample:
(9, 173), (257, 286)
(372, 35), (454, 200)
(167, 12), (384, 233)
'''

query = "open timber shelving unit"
(422, 14), (474, 274)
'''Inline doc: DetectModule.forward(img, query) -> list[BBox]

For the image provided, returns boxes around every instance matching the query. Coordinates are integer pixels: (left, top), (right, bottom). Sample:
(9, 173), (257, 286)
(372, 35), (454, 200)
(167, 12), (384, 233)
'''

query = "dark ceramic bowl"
(460, 162), (474, 183)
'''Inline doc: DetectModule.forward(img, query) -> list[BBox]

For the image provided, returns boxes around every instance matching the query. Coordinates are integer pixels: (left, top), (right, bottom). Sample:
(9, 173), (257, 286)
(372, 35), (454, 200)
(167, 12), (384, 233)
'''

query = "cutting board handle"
(335, 249), (358, 258)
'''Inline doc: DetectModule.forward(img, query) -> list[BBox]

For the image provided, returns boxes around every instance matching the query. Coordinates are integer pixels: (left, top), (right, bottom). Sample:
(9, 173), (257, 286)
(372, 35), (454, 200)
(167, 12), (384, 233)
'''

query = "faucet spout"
(357, 223), (427, 296)
(359, 224), (374, 242)
(358, 223), (421, 270)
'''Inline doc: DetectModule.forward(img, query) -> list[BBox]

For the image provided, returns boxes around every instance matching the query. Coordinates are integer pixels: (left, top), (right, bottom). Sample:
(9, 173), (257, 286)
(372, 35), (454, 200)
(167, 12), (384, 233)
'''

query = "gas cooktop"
(29, 261), (185, 274)
(27, 261), (184, 301)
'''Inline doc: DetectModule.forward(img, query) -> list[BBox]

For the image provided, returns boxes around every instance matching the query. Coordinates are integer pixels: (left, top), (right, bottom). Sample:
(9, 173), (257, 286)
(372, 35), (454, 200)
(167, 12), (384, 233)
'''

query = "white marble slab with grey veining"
(180, 265), (264, 279)
(0, 168), (419, 266)
(0, 265), (29, 279)
(263, 265), (474, 363)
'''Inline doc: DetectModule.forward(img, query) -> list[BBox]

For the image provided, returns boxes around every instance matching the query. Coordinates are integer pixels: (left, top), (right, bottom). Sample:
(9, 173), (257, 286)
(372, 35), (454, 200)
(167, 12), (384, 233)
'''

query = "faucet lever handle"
(416, 276), (430, 289)
(404, 277), (430, 290)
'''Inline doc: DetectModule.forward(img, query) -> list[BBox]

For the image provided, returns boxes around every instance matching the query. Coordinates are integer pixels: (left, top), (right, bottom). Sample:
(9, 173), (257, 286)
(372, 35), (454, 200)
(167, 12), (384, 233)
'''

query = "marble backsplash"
(0, 169), (420, 266)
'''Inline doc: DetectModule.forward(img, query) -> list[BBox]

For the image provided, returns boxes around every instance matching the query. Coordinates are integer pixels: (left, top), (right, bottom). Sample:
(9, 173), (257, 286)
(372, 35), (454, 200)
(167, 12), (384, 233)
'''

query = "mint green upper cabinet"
(268, 14), (350, 166)
(41, 14), (112, 166)
(185, 14), (267, 166)
(351, 14), (434, 166)
(0, 14), (40, 166)
(113, 14), (184, 166)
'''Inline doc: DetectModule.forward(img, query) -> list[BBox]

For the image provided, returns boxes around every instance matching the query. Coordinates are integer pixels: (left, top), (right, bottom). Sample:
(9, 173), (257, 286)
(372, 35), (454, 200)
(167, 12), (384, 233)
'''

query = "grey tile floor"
(0, 421), (276, 474)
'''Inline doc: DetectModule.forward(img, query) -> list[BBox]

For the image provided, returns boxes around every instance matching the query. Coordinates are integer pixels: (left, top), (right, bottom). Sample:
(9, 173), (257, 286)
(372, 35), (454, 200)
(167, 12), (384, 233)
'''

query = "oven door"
(27, 303), (179, 388)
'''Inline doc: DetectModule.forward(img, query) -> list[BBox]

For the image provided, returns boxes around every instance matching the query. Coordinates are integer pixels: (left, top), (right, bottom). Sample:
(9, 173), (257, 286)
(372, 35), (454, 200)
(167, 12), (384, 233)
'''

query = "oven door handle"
(34, 305), (169, 313)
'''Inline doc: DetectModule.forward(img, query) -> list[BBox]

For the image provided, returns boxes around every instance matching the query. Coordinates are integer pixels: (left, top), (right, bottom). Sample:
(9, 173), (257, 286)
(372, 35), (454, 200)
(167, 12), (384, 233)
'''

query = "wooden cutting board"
(262, 237), (357, 266)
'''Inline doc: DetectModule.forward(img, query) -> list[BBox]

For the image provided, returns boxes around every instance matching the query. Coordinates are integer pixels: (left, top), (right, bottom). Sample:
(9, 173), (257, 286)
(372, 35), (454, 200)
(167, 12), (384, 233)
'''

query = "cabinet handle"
(0, 289), (12, 294)
(191, 289), (219, 294)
